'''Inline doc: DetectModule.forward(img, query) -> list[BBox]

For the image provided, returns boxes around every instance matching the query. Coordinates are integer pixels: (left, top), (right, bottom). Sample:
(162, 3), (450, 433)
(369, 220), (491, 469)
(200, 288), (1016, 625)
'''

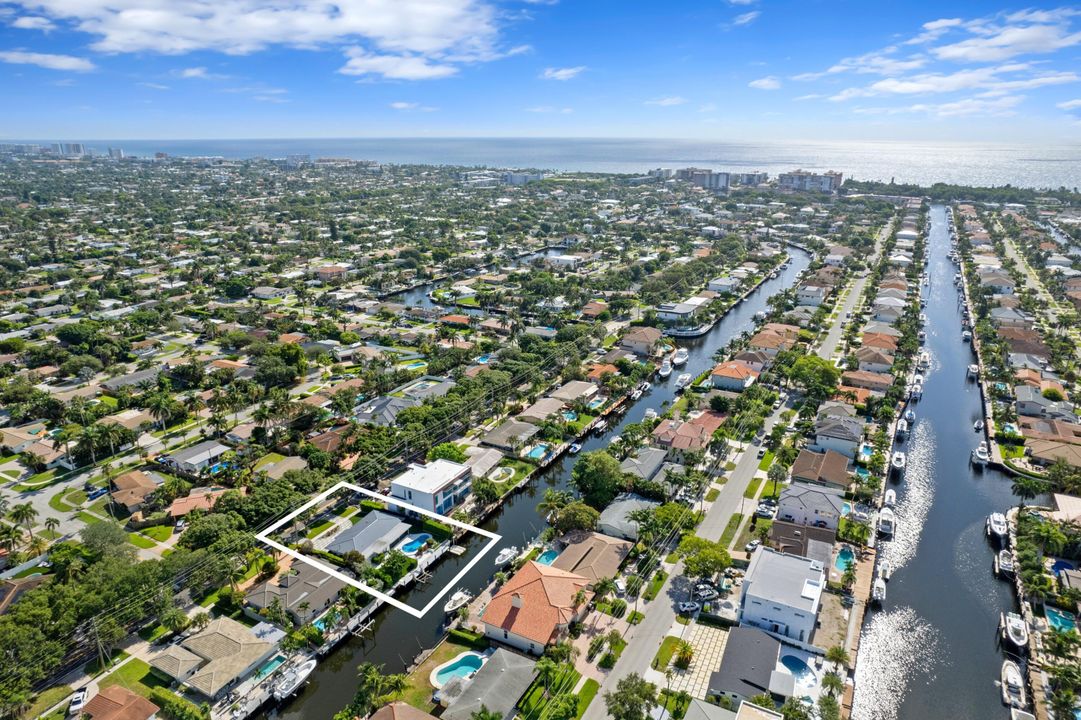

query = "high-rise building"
(777, 170), (844, 193)
(108, 147), (125, 160)
(676, 167), (729, 191)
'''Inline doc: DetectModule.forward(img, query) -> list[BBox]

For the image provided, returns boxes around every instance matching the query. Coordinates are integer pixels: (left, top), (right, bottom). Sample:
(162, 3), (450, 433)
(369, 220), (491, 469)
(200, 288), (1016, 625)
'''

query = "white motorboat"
(569, 443), (582, 454)
(494, 546), (519, 566)
(639, 381), (652, 392)
(884, 489), (897, 507)
(904, 409), (916, 423)
(444, 589), (472, 614)
(895, 419), (908, 439)
(1000, 659), (1026, 708)
(913, 374), (924, 386)
(918, 330), (926, 343)
(1003, 612), (1029, 650)
(630, 388), (642, 400)
(880, 561), (891, 582)
(967, 364), (980, 379)
(878, 508), (896, 536)
(919, 312), (928, 325)
(272, 659), (317, 701)
(644, 408), (658, 421)
(997, 549), (1015, 578)
(962, 330), (972, 342)
(671, 348), (689, 366)
(872, 577), (887, 604)
(594, 419), (608, 433)
(891, 451), (907, 472)
(972, 442), (990, 466)
(909, 383), (923, 401)
(675, 373), (693, 391)
(917, 352), (930, 370)
(987, 512), (1008, 542)
(658, 360), (673, 378)
(974, 420), (984, 432)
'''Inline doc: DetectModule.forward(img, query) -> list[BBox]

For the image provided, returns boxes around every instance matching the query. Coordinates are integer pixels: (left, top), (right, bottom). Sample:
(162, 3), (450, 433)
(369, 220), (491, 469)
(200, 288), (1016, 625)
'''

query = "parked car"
(68, 688), (89, 717)
(755, 506), (775, 519)
(694, 587), (719, 601)
(756, 448), (767, 459)
(677, 601), (700, 614)
(745, 539), (762, 553)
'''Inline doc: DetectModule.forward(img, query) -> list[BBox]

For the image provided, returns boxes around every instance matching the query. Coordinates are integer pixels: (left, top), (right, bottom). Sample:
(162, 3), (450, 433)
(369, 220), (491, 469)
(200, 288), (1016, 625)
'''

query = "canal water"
(852, 205), (1022, 720)
(279, 249), (811, 720)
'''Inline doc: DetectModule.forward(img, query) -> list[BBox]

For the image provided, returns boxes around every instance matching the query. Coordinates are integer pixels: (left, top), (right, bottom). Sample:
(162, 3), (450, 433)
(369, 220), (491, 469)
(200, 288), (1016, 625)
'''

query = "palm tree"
(52, 424), (81, 467)
(536, 489), (573, 519)
(0, 523), (22, 552)
(44, 516), (60, 536)
(9, 503), (38, 541)
(821, 670), (844, 697)
(1012, 475), (1049, 509)
(75, 423), (102, 465)
(825, 646), (850, 668)
(146, 391), (176, 432)
(535, 656), (559, 697)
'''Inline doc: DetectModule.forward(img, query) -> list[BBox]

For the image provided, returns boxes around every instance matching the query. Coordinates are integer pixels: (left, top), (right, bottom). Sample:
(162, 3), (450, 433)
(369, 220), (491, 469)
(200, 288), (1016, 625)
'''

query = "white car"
(68, 688), (89, 717)
(694, 587), (719, 601)
(678, 601), (700, 614)
(745, 539), (762, 553)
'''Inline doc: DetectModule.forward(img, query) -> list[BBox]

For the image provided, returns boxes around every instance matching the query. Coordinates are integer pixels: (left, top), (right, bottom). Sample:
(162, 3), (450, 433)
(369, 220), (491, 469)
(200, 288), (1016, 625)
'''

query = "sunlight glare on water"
(852, 607), (940, 720)
(880, 421), (935, 571)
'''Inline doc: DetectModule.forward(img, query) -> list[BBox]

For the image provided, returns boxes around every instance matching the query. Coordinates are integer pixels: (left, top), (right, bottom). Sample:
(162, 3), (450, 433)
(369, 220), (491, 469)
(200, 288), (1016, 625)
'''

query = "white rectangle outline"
(256, 481), (501, 618)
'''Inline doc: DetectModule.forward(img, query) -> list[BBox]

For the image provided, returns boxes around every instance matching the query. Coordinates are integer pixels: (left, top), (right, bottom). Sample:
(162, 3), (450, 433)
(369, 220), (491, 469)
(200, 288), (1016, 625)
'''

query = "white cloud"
(178, 66), (211, 78)
(0, 49), (94, 71)
(732, 11), (759, 26)
(727, 0), (757, 5)
(855, 94), (1024, 117)
(12, 16), (55, 31)
(339, 49), (457, 80)
(1057, 98), (1081, 109)
(541, 65), (585, 80)
(934, 23), (1081, 63)
(645, 96), (687, 106)
(138, 81), (169, 89)
(390, 101), (419, 110)
(829, 64), (1078, 100)
(525, 105), (572, 113)
(906, 17), (963, 45)
(749, 76), (780, 90)
(3, 0), (516, 80)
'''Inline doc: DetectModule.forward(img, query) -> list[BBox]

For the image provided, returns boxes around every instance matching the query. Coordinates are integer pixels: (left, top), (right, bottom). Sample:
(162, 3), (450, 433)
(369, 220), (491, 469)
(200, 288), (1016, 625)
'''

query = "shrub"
(150, 688), (208, 720)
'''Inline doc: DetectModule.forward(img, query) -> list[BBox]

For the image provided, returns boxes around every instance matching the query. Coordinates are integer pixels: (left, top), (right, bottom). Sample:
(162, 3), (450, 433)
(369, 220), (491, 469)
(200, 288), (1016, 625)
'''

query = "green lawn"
(652, 636), (681, 670)
(736, 519), (771, 550)
(141, 525), (173, 542)
(719, 514), (743, 547)
(519, 666), (582, 717)
(497, 458), (535, 488)
(255, 452), (286, 469)
(84, 650), (129, 677)
(643, 570), (667, 601)
(98, 658), (169, 698)
(576, 679), (600, 720)
(20, 685), (72, 720)
(65, 489), (88, 505)
(76, 511), (102, 525)
(400, 635), (488, 711)
(128, 532), (157, 549)
(757, 451), (775, 471)
(306, 520), (335, 538)
(743, 477), (763, 499)
(48, 491), (75, 513)
(705, 488), (720, 502)
(1001, 444), (1025, 459)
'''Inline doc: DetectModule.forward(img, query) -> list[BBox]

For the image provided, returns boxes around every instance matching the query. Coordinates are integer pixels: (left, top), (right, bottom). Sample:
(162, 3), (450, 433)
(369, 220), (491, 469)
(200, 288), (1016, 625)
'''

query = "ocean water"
(63, 137), (1081, 190)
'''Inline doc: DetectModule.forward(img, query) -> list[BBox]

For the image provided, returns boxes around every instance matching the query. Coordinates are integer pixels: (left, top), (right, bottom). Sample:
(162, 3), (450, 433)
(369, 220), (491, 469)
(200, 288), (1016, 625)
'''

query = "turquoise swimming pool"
(255, 655), (286, 680)
(401, 533), (432, 555)
(841, 502), (853, 517)
(403, 360), (428, 370)
(1047, 607), (1077, 633)
(562, 410), (578, 422)
(432, 652), (485, 688)
(537, 549), (559, 565)
(475, 354), (492, 364)
(527, 443), (550, 460)
(834, 546), (856, 572)
(587, 397), (606, 411)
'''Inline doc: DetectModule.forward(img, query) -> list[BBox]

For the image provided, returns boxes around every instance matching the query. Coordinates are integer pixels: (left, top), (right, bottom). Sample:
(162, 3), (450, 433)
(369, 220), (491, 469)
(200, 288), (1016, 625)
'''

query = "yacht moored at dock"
(895, 419), (908, 440)
(872, 577), (887, 605)
(986, 512), (1008, 543)
(675, 373), (693, 391)
(972, 441), (990, 466)
(967, 363), (980, 379)
(671, 347), (689, 366)
(995, 549), (1015, 578)
(658, 359), (672, 378)
(891, 451), (907, 473)
(1000, 660), (1027, 709)
(494, 546), (519, 566)
(878, 507), (896, 537)
(884, 489), (897, 507)
(1002, 612), (1029, 651)
(272, 659), (317, 702)
(443, 589), (472, 614)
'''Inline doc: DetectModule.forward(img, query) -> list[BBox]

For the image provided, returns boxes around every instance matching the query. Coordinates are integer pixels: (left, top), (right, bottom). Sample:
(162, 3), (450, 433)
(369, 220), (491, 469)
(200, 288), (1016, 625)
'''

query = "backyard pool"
(1047, 607), (1077, 633)
(1003, 422), (1020, 435)
(537, 549), (560, 565)
(1052, 559), (1076, 577)
(841, 502), (852, 517)
(255, 655), (286, 680)
(858, 444), (874, 461)
(430, 651), (486, 688)
(402, 360), (428, 371)
(562, 410), (578, 422)
(778, 654), (818, 699)
(527, 443), (551, 460)
(587, 397), (606, 411)
(400, 533), (433, 555)
(835, 546), (856, 572)
(474, 354), (492, 364)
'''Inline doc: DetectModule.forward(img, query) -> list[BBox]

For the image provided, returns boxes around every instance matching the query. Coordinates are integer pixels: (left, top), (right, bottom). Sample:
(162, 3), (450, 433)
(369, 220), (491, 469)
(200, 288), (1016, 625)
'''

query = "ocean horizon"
(12, 137), (1081, 190)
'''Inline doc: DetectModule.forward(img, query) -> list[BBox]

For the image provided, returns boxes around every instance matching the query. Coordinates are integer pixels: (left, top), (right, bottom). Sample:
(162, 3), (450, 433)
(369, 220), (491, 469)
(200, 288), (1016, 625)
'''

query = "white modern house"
(739, 547), (825, 644)
(389, 459), (472, 517)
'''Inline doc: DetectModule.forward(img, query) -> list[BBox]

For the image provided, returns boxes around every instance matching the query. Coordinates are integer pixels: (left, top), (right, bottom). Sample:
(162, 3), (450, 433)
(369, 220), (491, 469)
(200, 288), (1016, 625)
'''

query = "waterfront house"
(748, 329), (797, 357)
(711, 361), (760, 391)
(370, 703), (439, 720)
(245, 562), (346, 625)
(813, 415), (864, 458)
(168, 486), (232, 519)
(518, 397), (566, 425)
(651, 418), (712, 460)
(854, 347), (894, 374)
(860, 332), (898, 353)
(708, 276), (742, 295)
(620, 447), (669, 484)
(549, 380), (599, 404)
(550, 531), (633, 587)
(327, 510), (411, 559)
(657, 302), (698, 323)
(732, 350), (771, 372)
(166, 439), (230, 475)
(483, 561), (591, 655)
(708, 626), (790, 706)
(1026, 440), (1081, 469)
(796, 285), (827, 307)
(149, 617), (281, 699)
(739, 547), (825, 644)
(597, 493), (662, 540)
(389, 459), (472, 516)
(586, 363), (620, 385)
(840, 370), (893, 394)
(439, 648), (537, 720)
(789, 449), (851, 491)
(620, 326), (663, 356)
(776, 484), (845, 531)
(83, 686), (159, 720)
(482, 419), (540, 452)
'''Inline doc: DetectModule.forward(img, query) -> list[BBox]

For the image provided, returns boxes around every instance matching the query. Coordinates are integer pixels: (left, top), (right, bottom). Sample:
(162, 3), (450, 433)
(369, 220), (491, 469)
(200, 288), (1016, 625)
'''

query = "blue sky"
(1, 0), (1080, 141)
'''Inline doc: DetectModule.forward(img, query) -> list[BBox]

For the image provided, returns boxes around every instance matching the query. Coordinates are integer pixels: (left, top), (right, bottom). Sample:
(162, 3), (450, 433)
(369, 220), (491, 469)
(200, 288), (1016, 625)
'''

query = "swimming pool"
(1047, 607), (1077, 633)
(1003, 422), (1020, 435)
(1052, 559), (1076, 576)
(537, 549), (559, 565)
(587, 397), (606, 411)
(474, 354), (492, 364)
(403, 360), (428, 371)
(779, 654), (818, 697)
(400, 533), (432, 555)
(562, 410), (578, 422)
(255, 655), (286, 680)
(858, 444), (874, 460)
(430, 651), (486, 688)
(527, 443), (550, 460)
(834, 546), (856, 572)
(841, 502), (852, 517)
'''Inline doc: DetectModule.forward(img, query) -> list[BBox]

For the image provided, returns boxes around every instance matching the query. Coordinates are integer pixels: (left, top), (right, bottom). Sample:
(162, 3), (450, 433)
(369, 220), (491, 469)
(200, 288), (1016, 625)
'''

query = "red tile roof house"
(710, 360), (759, 391)
(651, 419), (711, 460)
(586, 363), (620, 385)
(840, 370), (893, 394)
(483, 561), (591, 656)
